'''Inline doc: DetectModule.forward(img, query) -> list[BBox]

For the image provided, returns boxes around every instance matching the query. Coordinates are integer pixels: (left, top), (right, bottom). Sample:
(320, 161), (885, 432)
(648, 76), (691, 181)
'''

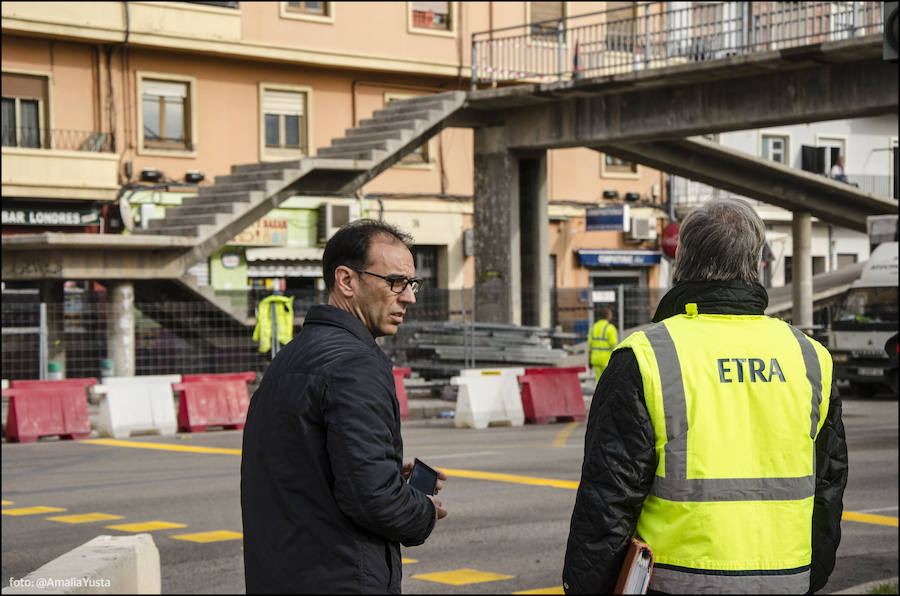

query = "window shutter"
(531, 2), (563, 23)
(263, 90), (305, 116)
(1, 73), (47, 100)
(143, 80), (187, 98)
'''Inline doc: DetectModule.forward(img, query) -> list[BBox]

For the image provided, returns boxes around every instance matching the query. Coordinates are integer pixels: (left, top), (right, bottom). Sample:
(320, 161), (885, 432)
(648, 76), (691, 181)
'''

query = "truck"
(829, 215), (898, 396)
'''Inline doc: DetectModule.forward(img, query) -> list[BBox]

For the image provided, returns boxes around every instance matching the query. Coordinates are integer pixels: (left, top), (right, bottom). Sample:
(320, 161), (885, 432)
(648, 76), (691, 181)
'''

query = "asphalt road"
(2, 398), (897, 594)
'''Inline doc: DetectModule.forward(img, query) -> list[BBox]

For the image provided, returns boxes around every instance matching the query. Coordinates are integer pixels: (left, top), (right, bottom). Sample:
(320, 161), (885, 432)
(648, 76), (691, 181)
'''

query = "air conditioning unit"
(317, 202), (360, 245)
(627, 217), (658, 241)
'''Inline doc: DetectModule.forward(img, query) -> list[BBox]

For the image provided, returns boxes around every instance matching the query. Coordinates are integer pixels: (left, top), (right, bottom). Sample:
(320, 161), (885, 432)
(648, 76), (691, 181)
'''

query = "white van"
(829, 241), (899, 395)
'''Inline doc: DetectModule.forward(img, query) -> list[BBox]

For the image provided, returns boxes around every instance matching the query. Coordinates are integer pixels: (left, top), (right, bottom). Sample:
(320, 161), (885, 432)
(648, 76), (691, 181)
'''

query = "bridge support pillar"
(473, 127), (551, 327)
(39, 280), (65, 379)
(107, 281), (136, 377)
(792, 211), (813, 331)
(474, 126), (521, 325)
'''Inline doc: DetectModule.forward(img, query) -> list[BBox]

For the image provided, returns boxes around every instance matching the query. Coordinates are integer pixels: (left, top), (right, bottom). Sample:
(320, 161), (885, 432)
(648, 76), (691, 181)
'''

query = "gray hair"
(673, 198), (765, 283)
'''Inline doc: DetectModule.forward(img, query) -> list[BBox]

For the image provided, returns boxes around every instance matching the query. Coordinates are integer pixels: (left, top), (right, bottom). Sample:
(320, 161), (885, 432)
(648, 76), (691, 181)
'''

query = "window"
(837, 253), (857, 269)
(285, 1), (329, 16)
(816, 135), (846, 174)
(1, 72), (48, 149)
(409, 2), (455, 36)
(530, 2), (565, 38)
(386, 94), (430, 166)
(601, 153), (639, 178)
(141, 79), (191, 151)
(259, 84), (311, 161)
(761, 134), (789, 165)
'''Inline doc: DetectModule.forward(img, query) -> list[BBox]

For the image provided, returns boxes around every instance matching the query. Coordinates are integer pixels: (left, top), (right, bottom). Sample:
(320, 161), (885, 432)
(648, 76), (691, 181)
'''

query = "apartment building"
(1, 1), (668, 308)
(672, 114), (898, 289)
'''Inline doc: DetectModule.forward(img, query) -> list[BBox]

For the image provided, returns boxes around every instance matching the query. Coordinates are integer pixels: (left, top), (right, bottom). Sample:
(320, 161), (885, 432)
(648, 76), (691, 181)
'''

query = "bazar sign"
(228, 218), (288, 246)
(2, 208), (100, 226)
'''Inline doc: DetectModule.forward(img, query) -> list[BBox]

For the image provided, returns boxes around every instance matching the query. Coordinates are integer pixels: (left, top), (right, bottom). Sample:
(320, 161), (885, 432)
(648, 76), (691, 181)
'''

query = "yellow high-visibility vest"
(252, 295), (295, 353)
(589, 320), (618, 370)
(616, 302), (832, 594)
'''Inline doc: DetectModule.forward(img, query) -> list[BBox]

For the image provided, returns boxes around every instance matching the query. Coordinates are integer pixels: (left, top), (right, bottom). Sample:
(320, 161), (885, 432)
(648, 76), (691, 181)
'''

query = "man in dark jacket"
(241, 219), (447, 594)
(563, 199), (847, 594)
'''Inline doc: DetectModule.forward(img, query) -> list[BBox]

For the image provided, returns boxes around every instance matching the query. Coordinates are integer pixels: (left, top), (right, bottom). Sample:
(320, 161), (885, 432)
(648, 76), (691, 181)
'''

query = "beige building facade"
(2, 2), (668, 309)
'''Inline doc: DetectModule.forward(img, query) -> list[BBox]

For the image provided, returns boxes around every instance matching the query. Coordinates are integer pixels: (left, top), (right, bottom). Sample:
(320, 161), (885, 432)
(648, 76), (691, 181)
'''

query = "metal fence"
(1, 284), (668, 381)
(471, 1), (884, 87)
(0, 126), (116, 152)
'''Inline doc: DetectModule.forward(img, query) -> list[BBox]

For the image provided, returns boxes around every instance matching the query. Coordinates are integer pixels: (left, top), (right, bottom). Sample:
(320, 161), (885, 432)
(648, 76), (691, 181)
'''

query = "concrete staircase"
(131, 91), (467, 319)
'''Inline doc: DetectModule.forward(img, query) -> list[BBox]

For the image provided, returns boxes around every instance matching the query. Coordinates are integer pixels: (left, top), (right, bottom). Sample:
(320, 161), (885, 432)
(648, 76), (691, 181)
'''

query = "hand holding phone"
(408, 458), (439, 495)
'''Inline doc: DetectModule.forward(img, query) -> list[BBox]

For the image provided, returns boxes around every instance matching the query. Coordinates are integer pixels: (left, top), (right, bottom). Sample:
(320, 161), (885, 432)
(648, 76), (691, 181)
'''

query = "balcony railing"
(1, 127), (116, 152)
(471, 1), (884, 87)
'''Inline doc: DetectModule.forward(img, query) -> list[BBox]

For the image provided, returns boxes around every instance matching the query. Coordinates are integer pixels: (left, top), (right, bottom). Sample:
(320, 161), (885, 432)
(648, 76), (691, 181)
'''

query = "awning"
(245, 247), (324, 261)
(245, 246), (324, 278)
(577, 249), (662, 267)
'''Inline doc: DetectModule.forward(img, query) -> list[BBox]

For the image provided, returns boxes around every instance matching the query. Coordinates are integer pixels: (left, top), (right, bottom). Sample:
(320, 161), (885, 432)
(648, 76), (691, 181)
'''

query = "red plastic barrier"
(173, 380), (250, 433)
(5, 378), (96, 442)
(518, 367), (587, 425)
(392, 368), (412, 421)
(182, 372), (256, 384)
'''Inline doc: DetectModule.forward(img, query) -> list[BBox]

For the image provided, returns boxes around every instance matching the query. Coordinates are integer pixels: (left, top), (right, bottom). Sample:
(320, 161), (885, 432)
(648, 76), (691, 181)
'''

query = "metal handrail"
(1, 126), (116, 152)
(471, 1), (885, 88)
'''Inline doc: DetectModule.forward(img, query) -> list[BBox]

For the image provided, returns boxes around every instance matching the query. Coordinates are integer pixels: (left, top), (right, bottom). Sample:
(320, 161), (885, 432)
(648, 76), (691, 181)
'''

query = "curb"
(830, 577), (898, 594)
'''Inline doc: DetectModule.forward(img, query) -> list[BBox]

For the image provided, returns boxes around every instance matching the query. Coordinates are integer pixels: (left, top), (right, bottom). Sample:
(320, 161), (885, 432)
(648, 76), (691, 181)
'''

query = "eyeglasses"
(348, 267), (423, 295)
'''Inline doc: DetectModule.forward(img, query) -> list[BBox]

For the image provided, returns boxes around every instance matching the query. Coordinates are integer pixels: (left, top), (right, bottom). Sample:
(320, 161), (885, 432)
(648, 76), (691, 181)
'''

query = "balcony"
(1, 1), (241, 46)
(1, 127), (120, 202)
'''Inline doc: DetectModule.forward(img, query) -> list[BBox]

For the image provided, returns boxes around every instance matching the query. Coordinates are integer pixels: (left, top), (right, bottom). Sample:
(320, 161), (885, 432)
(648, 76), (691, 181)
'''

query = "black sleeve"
(809, 380), (848, 594)
(562, 349), (657, 594)
(326, 355), (436, 546)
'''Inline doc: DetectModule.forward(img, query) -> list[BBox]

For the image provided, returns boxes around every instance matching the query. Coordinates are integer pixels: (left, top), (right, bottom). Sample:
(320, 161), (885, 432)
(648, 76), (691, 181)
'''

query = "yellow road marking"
(1, 500), (13, 505)
(2, 506), (66, 516)
(843, 511), (899, 527)
(402, 558), (418, 564)
(107, 521), (186, 532)
(412, 568), (514, 585)
(439, 467), (580, 490)
(514, 587), (565, 595)
(79, 438), (900, 529)
(47, 513), (123, 524)
(82, 438), (240, 455)
(171, 530), (243, 543)
(552, 422), (579, 447)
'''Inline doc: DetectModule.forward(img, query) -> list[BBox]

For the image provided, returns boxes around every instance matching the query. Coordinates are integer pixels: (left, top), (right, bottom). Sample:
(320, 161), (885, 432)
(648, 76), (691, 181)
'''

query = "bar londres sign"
(2, 206), (101, 226)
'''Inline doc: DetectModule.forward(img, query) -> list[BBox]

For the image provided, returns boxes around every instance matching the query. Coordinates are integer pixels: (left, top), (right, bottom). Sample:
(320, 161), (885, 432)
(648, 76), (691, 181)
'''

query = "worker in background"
(589, 306), (618, 383)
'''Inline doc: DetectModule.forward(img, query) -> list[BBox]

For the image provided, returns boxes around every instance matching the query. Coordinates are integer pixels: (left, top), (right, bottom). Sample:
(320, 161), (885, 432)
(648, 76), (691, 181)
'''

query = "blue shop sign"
(586, 205), (630, 231)
(578, 249), (662, 267)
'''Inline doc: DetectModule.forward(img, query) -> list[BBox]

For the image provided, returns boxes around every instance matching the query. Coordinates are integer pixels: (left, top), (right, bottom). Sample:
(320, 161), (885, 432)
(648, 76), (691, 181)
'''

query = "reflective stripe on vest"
(590, 321), (613, 352)
(643, 323), (822, 502)
(652, 564), (811, 594)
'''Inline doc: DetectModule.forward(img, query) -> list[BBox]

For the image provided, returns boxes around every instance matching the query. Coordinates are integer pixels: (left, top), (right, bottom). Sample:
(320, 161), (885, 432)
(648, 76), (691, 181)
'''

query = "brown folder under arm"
(613, 538), (654, 594)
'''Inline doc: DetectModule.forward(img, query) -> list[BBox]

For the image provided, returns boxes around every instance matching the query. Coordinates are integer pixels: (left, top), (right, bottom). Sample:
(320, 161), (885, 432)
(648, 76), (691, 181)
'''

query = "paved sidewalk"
(830, 577), (898, 594)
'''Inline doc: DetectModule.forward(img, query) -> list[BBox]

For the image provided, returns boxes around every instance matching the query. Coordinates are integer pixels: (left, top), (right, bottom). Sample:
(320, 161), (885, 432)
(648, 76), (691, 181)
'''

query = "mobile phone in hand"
(408, 458), (439, 495)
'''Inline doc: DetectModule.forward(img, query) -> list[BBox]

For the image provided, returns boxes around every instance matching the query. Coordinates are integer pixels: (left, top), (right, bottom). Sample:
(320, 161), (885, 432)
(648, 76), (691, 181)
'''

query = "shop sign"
(2, 207), (101, 226)
(586, 205), (630, 231)
(221, 253), (241, 269)
(228, 217), (288, 246)
(578, 249), (661, 267)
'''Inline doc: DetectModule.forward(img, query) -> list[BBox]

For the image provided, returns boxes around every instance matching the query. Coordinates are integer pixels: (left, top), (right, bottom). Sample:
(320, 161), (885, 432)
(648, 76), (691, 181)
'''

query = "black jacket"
(563, 281), (848, 594)
(241, 304), (436, 594)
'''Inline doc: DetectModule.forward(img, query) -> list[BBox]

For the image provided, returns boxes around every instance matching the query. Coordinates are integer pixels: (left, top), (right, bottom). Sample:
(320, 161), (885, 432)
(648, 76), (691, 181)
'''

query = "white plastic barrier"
(94, 375), (181, 439)
(452, 367), (525, 429)
(2, 534), (160, 594)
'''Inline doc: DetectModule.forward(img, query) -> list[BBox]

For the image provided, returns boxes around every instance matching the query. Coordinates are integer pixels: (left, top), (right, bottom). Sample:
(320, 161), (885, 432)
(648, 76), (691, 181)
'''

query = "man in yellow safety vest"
(563, 198), (847, 594)
(589, 306), (618, 383)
